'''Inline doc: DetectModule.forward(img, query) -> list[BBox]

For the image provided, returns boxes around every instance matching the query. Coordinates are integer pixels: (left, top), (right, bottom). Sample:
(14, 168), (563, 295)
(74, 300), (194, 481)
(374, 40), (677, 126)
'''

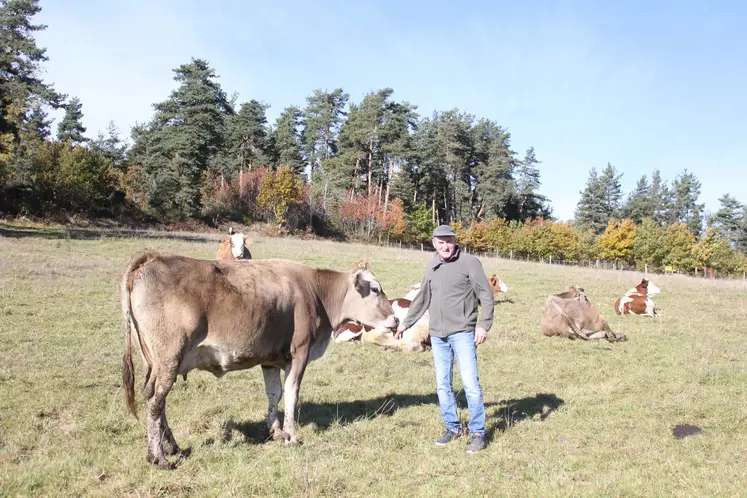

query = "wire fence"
(372, 239), (747, 281)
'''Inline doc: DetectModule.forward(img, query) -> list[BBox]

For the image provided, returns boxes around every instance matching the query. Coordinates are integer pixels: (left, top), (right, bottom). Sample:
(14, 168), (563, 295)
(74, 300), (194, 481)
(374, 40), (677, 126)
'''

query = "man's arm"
(401, 276), (431, 329)
(469, 257), (494, 332)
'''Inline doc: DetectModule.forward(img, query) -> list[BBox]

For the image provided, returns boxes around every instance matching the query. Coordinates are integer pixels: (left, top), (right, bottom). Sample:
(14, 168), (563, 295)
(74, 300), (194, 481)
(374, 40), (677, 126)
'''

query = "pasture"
(0, 223), (745, 496)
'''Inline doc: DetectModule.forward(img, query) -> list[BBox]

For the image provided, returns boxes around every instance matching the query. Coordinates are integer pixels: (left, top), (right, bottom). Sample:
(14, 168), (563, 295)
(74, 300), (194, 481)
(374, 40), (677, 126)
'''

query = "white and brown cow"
(216, 227), (252, 260)
(488, 274), (510, 301)
(541, 286), (626, 342)
(121, 252), (398, 468)
(615, 278), (660, 317)
(334, 297), (431, 352)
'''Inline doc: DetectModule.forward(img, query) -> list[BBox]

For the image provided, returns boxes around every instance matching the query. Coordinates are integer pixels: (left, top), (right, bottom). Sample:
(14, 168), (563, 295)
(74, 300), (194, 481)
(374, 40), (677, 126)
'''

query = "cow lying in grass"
(488, 274), (509, 301)
(335, 287), (431, 352)
(615, 278), (660, 317)
(541, 286), (626, 342)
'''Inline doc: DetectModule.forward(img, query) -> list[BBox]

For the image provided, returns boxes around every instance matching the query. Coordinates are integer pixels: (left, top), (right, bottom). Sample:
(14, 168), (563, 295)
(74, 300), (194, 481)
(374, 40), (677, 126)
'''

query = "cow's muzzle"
(381, 315), (399, 330)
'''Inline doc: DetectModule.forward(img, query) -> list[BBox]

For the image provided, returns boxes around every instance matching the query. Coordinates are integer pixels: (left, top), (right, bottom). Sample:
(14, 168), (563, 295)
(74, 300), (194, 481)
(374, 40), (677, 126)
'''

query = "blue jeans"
(431, 331), (485, 435)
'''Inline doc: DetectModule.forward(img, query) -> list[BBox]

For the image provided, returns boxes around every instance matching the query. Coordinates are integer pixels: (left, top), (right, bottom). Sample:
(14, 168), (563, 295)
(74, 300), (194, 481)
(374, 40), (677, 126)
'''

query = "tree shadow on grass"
(0, 223), (217, 243)
(223, 392), (563, 445)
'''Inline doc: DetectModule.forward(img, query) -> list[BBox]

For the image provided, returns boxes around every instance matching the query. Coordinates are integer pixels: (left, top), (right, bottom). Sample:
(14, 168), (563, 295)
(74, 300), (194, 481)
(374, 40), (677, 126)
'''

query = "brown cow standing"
(121, 253), (398, 468)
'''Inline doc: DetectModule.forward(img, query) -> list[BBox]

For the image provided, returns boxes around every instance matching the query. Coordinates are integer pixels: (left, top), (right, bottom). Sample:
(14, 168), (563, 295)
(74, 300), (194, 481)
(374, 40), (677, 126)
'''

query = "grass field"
(0, 222), (745, 496)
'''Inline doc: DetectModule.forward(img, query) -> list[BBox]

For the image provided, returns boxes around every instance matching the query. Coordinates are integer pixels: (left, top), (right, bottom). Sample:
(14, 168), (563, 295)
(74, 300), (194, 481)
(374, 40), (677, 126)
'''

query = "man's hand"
(395, 323), (406, 339)
(474, 327), (488, 345)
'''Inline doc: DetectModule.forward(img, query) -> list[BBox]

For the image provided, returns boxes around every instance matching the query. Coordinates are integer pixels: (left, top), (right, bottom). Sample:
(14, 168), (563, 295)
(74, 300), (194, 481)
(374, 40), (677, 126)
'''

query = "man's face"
(433, 236), (457, 260)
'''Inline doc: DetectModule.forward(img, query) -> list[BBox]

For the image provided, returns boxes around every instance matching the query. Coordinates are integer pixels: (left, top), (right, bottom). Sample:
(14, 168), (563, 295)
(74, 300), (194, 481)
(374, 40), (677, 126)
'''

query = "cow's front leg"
(282, 352), (309, 446)
(261, 366), (286, 441)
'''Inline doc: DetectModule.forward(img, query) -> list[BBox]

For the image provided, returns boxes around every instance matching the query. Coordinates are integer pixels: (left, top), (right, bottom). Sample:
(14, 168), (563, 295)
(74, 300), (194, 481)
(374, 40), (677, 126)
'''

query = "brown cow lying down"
(216, 227), (252, 260)
(121, 253), (398, 468)
(541, 286), (626, 342)
(334, 297), (431, 352)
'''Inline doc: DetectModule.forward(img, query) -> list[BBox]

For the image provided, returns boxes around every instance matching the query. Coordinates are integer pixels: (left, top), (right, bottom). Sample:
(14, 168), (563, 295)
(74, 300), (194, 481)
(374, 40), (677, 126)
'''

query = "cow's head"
(342, 260), (398, 330)
(489, 274), (509, 295)
(226, 228), (248, 259)
(639, 279), (660, 296)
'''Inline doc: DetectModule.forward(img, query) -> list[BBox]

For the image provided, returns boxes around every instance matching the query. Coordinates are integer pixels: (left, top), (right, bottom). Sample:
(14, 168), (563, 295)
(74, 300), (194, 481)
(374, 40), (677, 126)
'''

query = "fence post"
(645, 263), (647, 276)
(549, 255), (552, 265)
(510, 250), (513, 260)
(421, 243), (423, 251)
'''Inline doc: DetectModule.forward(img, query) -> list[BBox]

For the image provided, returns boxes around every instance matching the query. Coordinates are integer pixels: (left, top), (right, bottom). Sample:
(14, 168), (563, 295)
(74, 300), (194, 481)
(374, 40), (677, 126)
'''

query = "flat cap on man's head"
(432, 224), (457, 238)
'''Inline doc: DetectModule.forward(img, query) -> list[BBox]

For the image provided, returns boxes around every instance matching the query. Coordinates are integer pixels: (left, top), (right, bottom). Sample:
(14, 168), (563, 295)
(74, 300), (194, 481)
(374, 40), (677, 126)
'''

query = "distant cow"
(121, 253), (398, 467)
(216, 227), (252, 260)
(542, 288), (625, 342)
(615, 279), (660, 317)
(488, 274), (509, 301)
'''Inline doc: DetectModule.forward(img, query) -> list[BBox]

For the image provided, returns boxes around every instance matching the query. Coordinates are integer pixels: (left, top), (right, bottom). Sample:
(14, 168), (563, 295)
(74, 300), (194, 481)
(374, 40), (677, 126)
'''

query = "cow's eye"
(371, 286), (380, 295)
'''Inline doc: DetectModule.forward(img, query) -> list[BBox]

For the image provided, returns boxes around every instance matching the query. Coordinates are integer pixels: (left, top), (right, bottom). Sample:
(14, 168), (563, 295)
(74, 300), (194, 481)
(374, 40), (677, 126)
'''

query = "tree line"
(2, 0), (746, 276)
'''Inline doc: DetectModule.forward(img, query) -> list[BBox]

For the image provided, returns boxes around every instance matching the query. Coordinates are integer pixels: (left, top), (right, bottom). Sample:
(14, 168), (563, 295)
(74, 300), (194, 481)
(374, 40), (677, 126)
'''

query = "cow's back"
(127, 253), (322, 370)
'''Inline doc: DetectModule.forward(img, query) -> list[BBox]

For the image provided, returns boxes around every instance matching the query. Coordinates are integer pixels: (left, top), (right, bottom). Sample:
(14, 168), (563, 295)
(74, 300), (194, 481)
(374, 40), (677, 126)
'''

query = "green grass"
(0, 222), (745, 496)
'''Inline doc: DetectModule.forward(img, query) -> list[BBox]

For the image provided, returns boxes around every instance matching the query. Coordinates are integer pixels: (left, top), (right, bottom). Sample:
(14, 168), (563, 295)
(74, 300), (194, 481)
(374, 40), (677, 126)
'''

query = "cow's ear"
(353, 270), (371, 297)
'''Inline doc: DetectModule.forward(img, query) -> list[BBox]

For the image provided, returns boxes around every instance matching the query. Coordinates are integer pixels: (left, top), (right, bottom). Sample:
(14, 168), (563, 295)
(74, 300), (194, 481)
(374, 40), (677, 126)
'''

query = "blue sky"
(35, 0), (747, 221)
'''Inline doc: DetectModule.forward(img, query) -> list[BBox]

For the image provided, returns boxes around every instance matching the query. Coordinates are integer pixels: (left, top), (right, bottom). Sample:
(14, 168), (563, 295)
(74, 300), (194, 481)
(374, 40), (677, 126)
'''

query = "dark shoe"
(434, 430), (461, 446)
(466, 433), (487, 453)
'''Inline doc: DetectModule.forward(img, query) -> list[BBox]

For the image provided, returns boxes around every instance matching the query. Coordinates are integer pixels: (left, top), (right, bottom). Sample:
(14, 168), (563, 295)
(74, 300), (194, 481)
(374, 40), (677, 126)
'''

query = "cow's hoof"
(162, 441), (181, 456)
(146, 453), (174, 470)
(285, 439), (303, 447)
(270, 430), (289, 441)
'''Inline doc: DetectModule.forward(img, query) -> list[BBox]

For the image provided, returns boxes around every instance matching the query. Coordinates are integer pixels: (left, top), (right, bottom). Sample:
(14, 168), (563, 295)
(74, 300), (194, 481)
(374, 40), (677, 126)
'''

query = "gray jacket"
(402, 247), (494, 338)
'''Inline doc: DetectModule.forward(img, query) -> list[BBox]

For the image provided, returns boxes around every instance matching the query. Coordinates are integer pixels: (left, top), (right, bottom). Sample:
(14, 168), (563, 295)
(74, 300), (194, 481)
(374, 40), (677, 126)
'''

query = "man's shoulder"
(458, 251), (481, 265)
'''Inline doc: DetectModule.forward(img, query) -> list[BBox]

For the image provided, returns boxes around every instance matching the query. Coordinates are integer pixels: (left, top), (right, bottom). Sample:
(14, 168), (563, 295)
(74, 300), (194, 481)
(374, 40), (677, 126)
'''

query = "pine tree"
(574, 168), (608, 234)
(622, 175), (653, 223)
(671, 169), (704, 235)
(128, 58), (232, 217)
(650, 169), (673, 226)
(269, 106), (305, 176)
(472, 120), (517, 220)
(711, 194), (744, 247)
(301, 89), (349, 173)
(599, 162), (623, 218)
(737, 208), (747, 254)
(0, 0), (63, 181)
(56, 97), (87, 144)
(515, 147), (550, 220)
(225, 100), (270, 181)
(91, 121), (126, 170)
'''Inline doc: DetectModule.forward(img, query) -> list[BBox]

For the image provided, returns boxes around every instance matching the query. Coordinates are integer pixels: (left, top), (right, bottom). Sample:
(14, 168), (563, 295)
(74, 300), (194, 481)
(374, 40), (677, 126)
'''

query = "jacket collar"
(431, 245), (461, 270)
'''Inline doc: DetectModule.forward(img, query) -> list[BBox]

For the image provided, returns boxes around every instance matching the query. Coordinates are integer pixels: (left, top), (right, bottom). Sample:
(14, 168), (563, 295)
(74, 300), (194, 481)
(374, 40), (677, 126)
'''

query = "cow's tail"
(121, 251), (155, 419)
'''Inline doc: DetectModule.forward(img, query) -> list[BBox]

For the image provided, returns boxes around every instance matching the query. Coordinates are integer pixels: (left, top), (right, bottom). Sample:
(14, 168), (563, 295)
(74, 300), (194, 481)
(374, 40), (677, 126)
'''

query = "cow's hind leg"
(144, 369), (177, 469)
(262, 366), (286, 441)
(282, 350), (309, 447)
(160, 410), (180, 457)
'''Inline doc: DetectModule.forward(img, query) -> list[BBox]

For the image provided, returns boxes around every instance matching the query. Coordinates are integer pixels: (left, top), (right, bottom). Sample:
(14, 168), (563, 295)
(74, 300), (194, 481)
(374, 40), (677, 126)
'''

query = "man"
(396, 224), (494, 453)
